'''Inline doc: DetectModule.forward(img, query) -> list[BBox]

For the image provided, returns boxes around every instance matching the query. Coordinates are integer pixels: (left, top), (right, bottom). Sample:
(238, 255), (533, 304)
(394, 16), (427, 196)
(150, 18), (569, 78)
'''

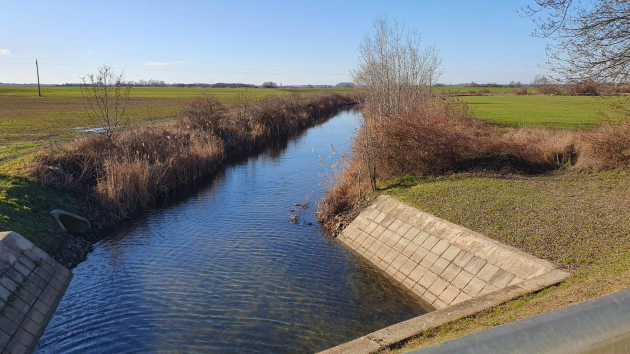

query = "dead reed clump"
(575, 120), (630, 170)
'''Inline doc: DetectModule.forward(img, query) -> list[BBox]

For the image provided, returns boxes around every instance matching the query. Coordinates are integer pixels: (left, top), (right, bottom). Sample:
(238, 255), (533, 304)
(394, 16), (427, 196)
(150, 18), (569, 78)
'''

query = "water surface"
(37, 110), (430, 353)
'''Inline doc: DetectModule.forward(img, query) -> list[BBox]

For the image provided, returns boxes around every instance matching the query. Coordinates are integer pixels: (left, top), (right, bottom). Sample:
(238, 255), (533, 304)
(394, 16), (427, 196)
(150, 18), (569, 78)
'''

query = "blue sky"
(0, 0), (548, 85)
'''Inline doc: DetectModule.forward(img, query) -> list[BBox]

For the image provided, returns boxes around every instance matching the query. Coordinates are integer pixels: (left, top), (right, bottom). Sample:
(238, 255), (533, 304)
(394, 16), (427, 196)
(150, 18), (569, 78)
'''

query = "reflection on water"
(37, 110), (430, 354)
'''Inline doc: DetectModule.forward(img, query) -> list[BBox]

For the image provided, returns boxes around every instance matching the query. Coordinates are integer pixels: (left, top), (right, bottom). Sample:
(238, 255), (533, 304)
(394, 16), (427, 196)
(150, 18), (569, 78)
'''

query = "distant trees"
(81, 65), (131, 146)
(523, 0), (630, 82)
(335, 82), (354, 88)
(262, 81), (278, 88)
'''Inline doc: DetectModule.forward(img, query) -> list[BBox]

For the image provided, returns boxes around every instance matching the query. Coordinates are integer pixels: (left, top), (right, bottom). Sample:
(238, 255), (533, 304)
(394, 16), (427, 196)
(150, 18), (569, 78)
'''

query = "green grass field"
(460, 95), (625, 129)
(0, 86), (352, 161)
(432, 86), (526, 93)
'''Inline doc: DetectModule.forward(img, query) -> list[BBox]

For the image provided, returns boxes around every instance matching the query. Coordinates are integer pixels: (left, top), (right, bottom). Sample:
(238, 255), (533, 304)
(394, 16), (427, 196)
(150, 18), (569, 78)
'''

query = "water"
(37, 110), (430, 354)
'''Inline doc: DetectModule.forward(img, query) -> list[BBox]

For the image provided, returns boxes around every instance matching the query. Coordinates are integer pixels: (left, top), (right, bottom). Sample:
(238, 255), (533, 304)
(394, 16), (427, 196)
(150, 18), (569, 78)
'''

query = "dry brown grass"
(33, 92), (355, 223)
(318, 96), (630, 232)
(576, 120), (630, 170)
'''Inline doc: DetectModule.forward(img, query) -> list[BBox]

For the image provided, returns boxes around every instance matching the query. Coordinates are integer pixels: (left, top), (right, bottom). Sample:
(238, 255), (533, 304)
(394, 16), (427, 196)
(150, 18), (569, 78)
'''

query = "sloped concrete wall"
(338, 196), (556, 310)
(0, 231), (73, 354)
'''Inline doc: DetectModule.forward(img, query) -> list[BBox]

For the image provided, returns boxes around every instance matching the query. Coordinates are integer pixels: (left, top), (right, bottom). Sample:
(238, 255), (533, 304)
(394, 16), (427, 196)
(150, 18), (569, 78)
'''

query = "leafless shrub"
(181, 94), (225, 131)
(81, 65), (131, 147)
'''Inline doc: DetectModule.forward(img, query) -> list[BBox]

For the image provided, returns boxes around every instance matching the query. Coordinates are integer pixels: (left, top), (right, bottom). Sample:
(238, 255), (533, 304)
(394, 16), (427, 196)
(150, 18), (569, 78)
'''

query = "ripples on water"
(37, 110), (431, 353)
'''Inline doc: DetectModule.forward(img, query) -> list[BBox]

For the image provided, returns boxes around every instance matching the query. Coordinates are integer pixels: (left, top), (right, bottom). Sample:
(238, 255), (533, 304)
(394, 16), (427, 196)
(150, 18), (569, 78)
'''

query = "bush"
(576, 120), (630, 170)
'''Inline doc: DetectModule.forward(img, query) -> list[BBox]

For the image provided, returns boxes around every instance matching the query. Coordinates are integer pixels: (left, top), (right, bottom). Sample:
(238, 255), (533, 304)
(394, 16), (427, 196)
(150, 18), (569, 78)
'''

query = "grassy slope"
(0, 157), (85, 256)
(0, 86), (352, 160)
(380, 170), (630, 352)
(460, 95), (625, 129)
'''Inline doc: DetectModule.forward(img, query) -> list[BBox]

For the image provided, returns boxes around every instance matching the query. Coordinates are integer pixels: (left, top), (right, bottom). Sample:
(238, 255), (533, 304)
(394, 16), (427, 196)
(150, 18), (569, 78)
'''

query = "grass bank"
(381, 169), (630, 352)
(0, 86), (352, 160)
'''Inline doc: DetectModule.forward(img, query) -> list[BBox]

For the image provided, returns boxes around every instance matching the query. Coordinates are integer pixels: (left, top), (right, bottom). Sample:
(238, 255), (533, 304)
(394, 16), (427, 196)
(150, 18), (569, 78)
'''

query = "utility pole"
(36, 59), (41, 97)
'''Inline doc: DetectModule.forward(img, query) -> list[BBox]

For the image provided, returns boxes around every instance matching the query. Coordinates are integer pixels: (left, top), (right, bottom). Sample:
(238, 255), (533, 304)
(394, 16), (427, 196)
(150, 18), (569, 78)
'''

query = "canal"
(37, 109), (429, 353)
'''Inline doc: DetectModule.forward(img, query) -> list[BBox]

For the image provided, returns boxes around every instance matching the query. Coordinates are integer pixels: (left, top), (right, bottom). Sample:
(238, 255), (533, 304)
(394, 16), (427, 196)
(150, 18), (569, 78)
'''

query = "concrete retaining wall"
(0, 231), (72, 354)
(338, 196), (557, 309)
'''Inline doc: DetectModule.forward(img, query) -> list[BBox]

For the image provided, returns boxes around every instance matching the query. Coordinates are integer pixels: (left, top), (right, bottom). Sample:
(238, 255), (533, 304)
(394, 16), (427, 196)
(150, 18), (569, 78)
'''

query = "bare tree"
(351, 16), (442, 190)
(81, 66), (131, 146)
(522, 1), (630, 82)
(262, 81), (278, 88)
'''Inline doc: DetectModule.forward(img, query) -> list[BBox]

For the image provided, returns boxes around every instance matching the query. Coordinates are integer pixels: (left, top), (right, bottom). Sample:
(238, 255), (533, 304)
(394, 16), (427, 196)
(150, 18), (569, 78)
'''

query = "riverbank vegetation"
(0, 86), (352, 161)
(0, 83), (355, 267)
(32, 91), (355, 226)
(318, 14), (630, 353)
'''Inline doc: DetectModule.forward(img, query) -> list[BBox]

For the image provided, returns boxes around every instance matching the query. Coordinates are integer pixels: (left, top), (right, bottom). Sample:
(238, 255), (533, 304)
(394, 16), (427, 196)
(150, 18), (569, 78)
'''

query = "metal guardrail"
(411, 288), (630, 354)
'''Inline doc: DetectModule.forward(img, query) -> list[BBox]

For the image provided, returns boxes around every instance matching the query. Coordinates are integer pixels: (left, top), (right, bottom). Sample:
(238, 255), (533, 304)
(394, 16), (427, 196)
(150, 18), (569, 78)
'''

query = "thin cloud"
(86, 50), (95, 54)
(145, 60), (189, 66)
(0, 49), (12, 56)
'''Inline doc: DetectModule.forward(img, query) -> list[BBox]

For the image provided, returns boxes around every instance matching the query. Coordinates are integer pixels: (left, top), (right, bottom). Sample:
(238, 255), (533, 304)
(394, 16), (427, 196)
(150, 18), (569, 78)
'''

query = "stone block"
(383, 248), (399, 265)
(0, 285), (11, 302)
(371, 225), (386, 238)
(490, 270), (516, 288)
(420, 252), (439, 268)
(409, 265), (429, 283)
(364, 221), (378, 234)
(463, 277), (487, 296)
(0, 277), (19, 293)
(413, 231), (430, 245)
(6, 338), (28, 354)
(393, 238), (410, 253)
(2, 307), (24, 326)
(404, 227), (421, 240)
(477, 263), (501, 282)
(433, 298), (448, 309)
(464, 256), (486, 275)
(442, 245), (461, 262)
(423, 290), (437, 304)
(0, 316), (19, 336)
(452, 270), (474, 290)
(431, 240), (450, 256)
(388, 219), (403, 232)
(421, 235), (439, 250)
(428, 277), (449, 297)
(390, 254), (408, 272)
(479, 283), (499, 296)
(453, 250), (474, 268)
(411, 284), (427, 298)
(396, 223), (412, 237)
(401, 241), (420, 258)
(429, 257), (450, 275)
(441, 263), (462, 282)
(452, 291), (472, 305)
(3, 268), (25, 285)
(410, 247), (428, 263)
(440, 285), (460, 304)
(418, 272), (439, 289)
(13, 328), (35, 347)
(399, 258), (419, 277)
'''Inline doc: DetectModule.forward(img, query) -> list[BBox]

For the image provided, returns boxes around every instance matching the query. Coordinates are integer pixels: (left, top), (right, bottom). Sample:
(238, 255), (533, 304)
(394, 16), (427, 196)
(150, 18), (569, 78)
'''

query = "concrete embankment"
(322, 196), (570, 353)
(0, 231), (72, 354)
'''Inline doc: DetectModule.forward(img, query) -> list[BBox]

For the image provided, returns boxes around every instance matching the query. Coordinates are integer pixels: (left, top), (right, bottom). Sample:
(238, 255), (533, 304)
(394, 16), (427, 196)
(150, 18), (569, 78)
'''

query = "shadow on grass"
(0, 174), (81, 255)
